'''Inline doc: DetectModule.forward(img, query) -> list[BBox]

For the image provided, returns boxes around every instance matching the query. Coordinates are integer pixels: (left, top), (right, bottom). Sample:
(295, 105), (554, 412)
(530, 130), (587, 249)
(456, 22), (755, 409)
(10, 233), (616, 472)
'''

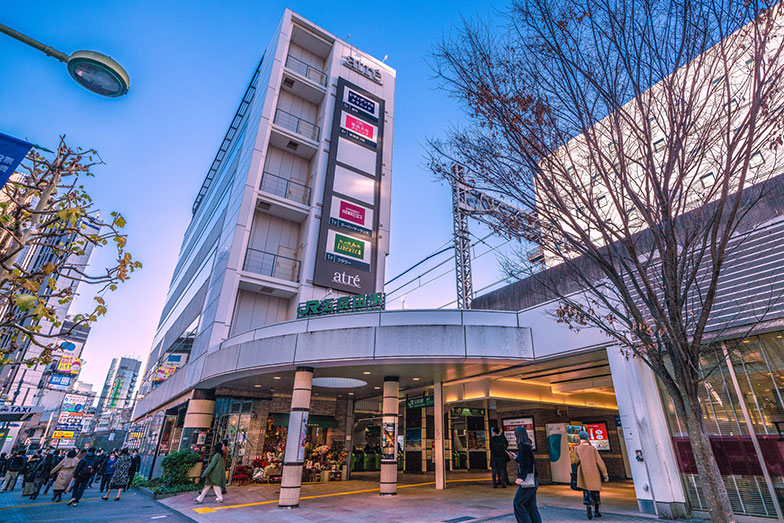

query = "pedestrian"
(512, 425), (542, 523)
(0, 452), (8, 482)
(89, 448), (106, 488)
(22, 450), (42, 497)
(30, 451), (55, 499)
(489, 426), (510, 488)
(221, 440), (230, 494)
(0, 450), (26, 491)
(103, 448), (132, 501)
(194, 444), (225, 504)
(67, 447), (99, 507)
(127, 449), (141, 489)
(49, 449), (79, 502)
(42, 451), (63, 495)
(573, 430), (609, 520)
(99, 450), (117, 492)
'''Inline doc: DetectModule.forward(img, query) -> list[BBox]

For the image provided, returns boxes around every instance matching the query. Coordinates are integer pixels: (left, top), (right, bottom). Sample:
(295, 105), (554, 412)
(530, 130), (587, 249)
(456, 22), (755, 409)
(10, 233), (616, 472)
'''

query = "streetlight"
(0, 22), (129, 97)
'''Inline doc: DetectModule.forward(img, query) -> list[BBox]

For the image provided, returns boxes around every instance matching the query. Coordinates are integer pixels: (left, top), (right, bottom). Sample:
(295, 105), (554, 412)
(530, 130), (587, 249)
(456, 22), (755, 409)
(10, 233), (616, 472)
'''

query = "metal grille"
(285, 54), (327, 87)
(682, 473), (780, 518)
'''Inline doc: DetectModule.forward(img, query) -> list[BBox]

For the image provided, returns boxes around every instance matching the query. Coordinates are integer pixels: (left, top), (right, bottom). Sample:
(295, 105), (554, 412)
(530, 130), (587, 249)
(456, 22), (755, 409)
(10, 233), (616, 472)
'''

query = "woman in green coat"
(194, 444), (225, 504)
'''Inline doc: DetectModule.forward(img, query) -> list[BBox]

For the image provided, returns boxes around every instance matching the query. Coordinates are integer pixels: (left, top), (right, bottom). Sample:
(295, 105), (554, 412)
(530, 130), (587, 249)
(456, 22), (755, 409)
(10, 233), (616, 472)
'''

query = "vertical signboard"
(313, 78), (385, 294)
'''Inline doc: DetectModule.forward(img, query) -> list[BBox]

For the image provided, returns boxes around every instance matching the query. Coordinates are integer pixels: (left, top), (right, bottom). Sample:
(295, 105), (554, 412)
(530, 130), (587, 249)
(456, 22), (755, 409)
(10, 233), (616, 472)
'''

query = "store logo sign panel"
(340, 112), (377, 148)
(326, 230), (371, 271)
(330, 196), (373, 237)
(336, 138), (376, 176)
(344, 88), (379, 122)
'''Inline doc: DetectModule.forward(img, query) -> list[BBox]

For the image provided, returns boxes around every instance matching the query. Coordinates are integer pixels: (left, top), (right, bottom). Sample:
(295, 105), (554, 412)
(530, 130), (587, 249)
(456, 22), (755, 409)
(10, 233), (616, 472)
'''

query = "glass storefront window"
(660, 334), (784, 518)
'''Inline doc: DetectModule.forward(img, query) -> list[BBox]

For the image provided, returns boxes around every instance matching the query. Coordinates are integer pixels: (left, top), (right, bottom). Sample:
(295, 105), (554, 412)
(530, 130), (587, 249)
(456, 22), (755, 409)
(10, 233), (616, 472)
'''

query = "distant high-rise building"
(98, 357), (141, 412)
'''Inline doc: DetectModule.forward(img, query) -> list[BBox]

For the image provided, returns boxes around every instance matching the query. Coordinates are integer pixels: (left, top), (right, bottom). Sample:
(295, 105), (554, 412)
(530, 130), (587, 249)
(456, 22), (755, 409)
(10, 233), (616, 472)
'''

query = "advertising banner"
(52, 430), (75, 439)
(325, 230), (371, 271)
(62, 394), (88, 413)
(48, 374), (73, 390)
(153, 366), (176, 382)
(0, 132), (33, 189)
(56, 356), (81, 375)
(502, 417), (536, 450)
(585, 422), (610, 451)
(382, 421), (397, 461)
(329, 196), (373, 237)
(312, 78), (385, 295)
(58, 412), (84, 425)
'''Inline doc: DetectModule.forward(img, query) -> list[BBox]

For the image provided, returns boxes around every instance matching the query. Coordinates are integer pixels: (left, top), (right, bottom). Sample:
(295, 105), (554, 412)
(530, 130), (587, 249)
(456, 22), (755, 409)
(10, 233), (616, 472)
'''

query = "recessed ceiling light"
(254, 384), (261, 388)
(273, 376), (281, 380)
(363, 371), (371, 375)
(778, 335), (782, 339)
(374, 386), (380, 390)
(412, 377), (420, 381)
(743, 339), (751, 343)
(348, 392), (354, 395)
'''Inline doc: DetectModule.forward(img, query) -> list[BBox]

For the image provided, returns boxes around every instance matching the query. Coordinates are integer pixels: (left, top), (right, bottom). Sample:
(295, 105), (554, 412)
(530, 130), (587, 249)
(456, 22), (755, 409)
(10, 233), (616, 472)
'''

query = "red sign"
(585, 422), (610, 451)
(344, 114), (374, 141)
(339, 200), (366, 225)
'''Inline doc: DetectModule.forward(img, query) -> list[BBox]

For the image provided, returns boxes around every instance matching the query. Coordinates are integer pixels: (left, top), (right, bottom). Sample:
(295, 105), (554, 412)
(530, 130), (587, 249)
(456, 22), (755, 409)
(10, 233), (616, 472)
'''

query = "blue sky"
(0, 1), (513, 389)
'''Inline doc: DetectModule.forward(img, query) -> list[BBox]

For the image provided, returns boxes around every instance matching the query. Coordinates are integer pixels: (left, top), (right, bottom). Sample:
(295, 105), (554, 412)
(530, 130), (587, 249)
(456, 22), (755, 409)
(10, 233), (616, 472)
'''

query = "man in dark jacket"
(67, 448), (99, 506)
(127, 449), (141, 488)
(30, 452), (55, 499)
(490, 427), (510, 488)
(0, 452), (8, 479)
(0, 450), (26, 491)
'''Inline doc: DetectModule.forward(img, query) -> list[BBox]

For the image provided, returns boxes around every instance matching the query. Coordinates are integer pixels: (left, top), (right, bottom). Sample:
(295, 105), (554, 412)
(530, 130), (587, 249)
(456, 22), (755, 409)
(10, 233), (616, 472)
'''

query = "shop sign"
(451, 407), (485, 417)
(340, 112), (377, 148)
(58, 412), (83, 425)
(153, 366), (176, 382)
(502, 417), (536, 450)
(0, 132), (33, 189)
(56, 356), (81, 375)
(326, 230), (371, 271)
(344, 87), (380, 122)
(296, 292), (385, 319)
(62, 393), (88, 413)
(52, 430), (75, 439)
(342, 55), (383, 84)
(329, 196), (373, 237)
(406, 396), (434, 409)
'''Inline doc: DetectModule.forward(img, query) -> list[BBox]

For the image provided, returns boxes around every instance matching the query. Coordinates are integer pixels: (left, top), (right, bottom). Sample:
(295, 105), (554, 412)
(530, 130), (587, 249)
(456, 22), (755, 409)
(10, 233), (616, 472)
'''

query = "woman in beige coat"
(573, 431), (608, 520)
(49, 450), (79, 502)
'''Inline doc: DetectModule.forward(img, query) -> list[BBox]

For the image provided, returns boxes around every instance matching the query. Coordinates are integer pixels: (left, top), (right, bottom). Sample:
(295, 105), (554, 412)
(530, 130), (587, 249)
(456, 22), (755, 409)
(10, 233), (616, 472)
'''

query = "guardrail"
(285, 55), (327, 87)
(243, 248), (301, 282)
(274, 108), (319, 141)
(260, 172), (311, 206)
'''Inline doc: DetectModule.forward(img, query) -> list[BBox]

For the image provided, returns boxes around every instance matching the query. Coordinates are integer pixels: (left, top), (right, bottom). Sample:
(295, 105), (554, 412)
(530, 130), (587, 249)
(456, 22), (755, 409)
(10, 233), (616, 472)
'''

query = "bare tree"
(428, 1), (784, 521)
(0, 137), (142, 379)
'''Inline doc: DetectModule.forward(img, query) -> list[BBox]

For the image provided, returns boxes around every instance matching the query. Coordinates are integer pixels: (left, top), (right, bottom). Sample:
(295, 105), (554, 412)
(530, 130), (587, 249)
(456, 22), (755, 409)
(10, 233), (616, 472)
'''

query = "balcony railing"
(274, 108), (319, 141)
(243, 248), (300, 282)
(260, 171), (311, 206)
(285, 55), (327, 87)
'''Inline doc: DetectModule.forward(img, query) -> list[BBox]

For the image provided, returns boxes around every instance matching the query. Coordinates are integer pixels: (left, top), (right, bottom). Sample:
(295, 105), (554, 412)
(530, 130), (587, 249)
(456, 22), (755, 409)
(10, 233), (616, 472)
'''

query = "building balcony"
(274, 109), (319, 141)
(243, 248), (301, 282)
(285, 54), (327, 87)
(260, 171), (311, 206)
(270, 109), (319, 160)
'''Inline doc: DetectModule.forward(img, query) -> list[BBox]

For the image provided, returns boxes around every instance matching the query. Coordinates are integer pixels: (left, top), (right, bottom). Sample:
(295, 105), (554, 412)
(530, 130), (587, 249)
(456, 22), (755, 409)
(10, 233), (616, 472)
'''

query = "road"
(0, 481), (193, 523)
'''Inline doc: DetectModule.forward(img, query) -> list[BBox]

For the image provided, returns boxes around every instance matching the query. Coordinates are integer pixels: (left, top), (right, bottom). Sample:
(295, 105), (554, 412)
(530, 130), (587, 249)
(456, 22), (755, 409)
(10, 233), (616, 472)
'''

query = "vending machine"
(545, 423), (571, 483)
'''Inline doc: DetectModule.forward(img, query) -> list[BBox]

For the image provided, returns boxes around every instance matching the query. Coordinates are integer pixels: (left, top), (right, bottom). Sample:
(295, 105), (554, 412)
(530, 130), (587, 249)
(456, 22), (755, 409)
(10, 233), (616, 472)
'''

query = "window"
(711, 76), (725, 92)
(649, 116), (659, 130)
(607, 142), (616, 153)
(654, 139), (666, 152)
(596, 195), (608, 208)
(750, 151), (765, 168)
(700, 172), (715, 188)
(745, 57), (754, 69)
(727, 98), (739, 112)
(566, 166), (576, 177)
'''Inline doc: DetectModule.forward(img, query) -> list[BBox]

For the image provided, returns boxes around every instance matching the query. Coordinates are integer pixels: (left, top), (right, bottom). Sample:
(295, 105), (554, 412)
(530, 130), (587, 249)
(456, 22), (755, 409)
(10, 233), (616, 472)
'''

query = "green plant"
(160, 450), (200, 486)
(130, 473), (148, 488)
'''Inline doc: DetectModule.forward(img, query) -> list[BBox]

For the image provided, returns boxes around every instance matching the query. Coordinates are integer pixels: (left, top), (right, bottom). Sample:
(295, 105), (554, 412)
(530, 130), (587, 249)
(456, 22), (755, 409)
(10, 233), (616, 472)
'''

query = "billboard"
(585, 422), (610, 451)
(56, 356), (81, 375)
(49, 374), (73, 390)
(312, 78), (385, 295)
(502, 417), (536, 450)
(62, 394), (89, 413)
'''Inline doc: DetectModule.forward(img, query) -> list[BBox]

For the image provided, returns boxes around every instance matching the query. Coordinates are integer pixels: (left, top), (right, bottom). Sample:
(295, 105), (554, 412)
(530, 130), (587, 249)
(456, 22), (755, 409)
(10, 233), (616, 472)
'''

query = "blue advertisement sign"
(0, 133), (33, 189)
(49, 374), (73, 389)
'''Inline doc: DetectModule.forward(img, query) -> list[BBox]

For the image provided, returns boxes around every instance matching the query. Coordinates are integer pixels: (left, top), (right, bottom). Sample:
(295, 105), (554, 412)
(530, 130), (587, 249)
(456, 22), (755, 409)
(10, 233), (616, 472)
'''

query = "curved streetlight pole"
(0, 22), (130, 97)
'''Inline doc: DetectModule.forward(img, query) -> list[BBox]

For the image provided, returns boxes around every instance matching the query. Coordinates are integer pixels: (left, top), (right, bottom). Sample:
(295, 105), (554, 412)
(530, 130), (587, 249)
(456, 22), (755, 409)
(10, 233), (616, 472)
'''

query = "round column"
(380, 376), (399, 496)
(279, 367), (314, 509)
(179, 389), (215, 452)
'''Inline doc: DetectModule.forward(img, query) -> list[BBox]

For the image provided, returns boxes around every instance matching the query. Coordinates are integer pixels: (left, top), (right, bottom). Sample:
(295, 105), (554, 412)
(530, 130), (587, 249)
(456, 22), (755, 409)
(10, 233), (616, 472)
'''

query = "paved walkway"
(159, 473), (695, 522)
(0, 480), (192, 523)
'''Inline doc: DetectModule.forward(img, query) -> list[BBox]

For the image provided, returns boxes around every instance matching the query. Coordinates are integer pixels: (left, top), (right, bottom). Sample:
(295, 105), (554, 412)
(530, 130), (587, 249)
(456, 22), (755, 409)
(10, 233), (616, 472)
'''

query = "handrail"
(285, 54), (327, 87)
(260, 171), (311, 205)
(273, 108), (319, 141)
(243, 247), (301, 282)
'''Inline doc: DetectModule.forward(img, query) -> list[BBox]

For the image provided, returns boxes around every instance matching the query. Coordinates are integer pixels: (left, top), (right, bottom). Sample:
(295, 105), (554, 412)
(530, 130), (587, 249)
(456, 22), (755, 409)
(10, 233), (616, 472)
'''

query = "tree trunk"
(679, 394), (735, 522)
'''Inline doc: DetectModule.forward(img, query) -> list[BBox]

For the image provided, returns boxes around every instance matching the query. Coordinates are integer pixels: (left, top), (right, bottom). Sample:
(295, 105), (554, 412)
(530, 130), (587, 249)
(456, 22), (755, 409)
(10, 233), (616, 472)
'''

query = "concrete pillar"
(421, 406), (427, 473)
(434, 380), (445, 490)
(447, 411), (453, 471)
(179, 389), (215, 452)
(606, 348), (689, 518)
(279, 367), (313, 509)
(483, 399), (491, 470)
(344, 398), (354, 480)
(380, 376), (399, 496)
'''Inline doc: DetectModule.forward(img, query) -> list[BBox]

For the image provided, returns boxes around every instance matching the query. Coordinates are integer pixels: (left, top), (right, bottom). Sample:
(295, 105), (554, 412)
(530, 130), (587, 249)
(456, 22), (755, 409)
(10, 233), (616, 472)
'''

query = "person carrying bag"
(573, 430), (609, 520)
(512, 426), (541, 523)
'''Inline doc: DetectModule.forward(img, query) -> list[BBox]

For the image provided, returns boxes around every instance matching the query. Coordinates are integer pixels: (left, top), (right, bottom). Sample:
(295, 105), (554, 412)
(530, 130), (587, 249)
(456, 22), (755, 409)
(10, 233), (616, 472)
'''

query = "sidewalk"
(159, 473), (695, 522)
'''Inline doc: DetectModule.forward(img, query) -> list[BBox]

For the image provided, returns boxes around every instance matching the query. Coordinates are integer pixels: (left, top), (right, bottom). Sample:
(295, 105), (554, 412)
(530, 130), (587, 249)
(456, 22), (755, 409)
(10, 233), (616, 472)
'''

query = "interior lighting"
(412, 377), (420, 381)
(254, 384), (262, 388)
(312, 377), (367, 388)
(273, 376), (281, 380)
(363, 371), (371, 375)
